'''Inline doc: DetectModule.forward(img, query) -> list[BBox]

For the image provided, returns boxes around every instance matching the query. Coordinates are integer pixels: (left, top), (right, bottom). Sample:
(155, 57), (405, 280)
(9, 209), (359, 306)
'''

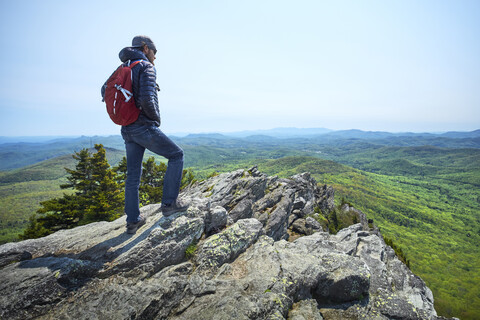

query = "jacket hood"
(118, 47), (148, 63)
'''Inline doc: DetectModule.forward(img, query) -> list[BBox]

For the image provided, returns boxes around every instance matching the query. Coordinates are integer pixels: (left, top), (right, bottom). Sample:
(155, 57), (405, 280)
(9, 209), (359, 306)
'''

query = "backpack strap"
(128, 59), (143, 68)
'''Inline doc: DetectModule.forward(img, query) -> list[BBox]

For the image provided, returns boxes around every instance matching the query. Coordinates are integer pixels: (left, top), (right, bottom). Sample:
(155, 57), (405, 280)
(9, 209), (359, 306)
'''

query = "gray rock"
(228, 197), (254, 222)
(317, 184), (335, 213)
(314, 252), (370, 302)
(177, 233), (369, 319)
(103, 216), (204, 277)
(0, 168), (456, 320)
(0, 256), (101, 319)
(288, 299), (323, 320)
(305, 216), (322, 231)
(47, 262), (195, 320)
(0, 203), (164, 265)
(195, 218), (264, 272)
(0, 249), (31, 268)
(292, 218), (308, 234)
(292, 217), (323, 236)
(205, 205), (228, 235)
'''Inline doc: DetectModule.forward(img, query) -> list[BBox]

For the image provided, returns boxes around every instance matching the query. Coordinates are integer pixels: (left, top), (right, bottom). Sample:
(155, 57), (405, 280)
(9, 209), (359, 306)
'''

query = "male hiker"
(102, 35), (188, 234)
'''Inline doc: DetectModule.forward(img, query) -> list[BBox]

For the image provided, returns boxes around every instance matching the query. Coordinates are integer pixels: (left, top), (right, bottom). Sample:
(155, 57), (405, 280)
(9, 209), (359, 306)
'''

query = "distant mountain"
(225, 127), (333, 138)
(316, 129), (479, 140)
(317, 129), (400, 139)
(0, 135), (124, 147)
(3, 128), (479, 145)
(1, 129), (479, 171)
(182, 133), (233, 140)
(0, 136), (81, 144)
(0, 135), (125, 171)
(440, 129), (480, 138)
(0, 147), (125, 184)
(223, 128), (480, 139)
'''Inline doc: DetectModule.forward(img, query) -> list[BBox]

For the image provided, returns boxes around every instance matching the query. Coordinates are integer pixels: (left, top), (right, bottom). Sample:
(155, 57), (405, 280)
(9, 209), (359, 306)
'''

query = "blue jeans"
(121, 123), (184, 223)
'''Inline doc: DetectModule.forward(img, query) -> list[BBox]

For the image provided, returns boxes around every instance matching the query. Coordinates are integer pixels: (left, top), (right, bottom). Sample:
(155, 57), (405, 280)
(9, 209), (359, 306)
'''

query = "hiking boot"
(126, 215), (146, 234)
(161, 199), (190, 216)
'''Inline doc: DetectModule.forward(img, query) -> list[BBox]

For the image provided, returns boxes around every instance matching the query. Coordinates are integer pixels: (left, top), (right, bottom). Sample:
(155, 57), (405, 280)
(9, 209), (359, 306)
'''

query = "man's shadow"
(77, 213), (178, 263)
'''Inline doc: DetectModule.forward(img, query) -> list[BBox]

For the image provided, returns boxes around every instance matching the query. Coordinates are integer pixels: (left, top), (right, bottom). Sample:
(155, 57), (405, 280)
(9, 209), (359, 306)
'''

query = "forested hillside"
(0, 148), (125, 243)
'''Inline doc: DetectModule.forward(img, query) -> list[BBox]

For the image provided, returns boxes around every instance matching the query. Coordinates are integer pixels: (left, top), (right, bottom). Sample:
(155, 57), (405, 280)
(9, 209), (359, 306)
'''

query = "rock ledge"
(0, 167), (457, 320)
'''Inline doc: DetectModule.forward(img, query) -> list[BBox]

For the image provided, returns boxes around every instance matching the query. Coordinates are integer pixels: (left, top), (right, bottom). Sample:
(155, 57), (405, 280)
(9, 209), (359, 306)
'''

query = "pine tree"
(139, 157), (166, 206)
(113, 156), (127, 187)
(35, 193), (82, 230)
(61, 149), (94, 196)
(19, 215), (50, 240)
(20, 144), (124, 239)
(82, 145), (124, 222)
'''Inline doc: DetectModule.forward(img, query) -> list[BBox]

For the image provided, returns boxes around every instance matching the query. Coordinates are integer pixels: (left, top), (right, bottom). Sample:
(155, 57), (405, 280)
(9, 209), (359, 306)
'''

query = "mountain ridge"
(1, 129), (479, 171)
(2, 127), (479, 144)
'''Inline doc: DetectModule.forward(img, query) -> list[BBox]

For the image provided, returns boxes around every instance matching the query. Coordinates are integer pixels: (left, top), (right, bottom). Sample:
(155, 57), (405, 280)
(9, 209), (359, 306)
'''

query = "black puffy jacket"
(102, 47), (160, 127)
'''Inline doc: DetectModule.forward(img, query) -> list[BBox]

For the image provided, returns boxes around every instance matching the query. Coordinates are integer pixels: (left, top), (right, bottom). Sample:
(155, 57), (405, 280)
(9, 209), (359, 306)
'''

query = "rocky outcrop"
(0, 167), (457, 319)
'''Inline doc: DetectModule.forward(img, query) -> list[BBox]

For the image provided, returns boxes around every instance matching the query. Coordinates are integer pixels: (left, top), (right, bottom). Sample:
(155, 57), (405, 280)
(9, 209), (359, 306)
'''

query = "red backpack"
(104, 60), (143, 126)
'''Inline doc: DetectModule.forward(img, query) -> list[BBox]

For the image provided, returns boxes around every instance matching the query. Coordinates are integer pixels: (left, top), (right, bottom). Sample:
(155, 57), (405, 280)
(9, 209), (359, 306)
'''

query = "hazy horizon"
(1, 126), (479, 143)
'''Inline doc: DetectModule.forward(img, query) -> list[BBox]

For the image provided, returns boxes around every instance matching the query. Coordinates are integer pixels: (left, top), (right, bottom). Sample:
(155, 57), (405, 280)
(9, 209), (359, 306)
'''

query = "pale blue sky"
(1, 0), (479, 136)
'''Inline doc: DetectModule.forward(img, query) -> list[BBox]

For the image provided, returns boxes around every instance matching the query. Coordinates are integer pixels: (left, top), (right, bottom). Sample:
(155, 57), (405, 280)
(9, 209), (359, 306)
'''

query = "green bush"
(185, 242), (198, 260)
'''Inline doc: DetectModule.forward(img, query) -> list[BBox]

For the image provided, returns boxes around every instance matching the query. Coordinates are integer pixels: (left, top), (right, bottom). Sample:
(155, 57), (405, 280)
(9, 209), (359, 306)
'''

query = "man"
(102, 35), (188, 234)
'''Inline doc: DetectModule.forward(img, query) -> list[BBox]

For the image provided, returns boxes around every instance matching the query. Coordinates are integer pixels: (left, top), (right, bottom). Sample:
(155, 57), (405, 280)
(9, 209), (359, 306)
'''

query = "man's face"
(145, 46), (156, 65)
